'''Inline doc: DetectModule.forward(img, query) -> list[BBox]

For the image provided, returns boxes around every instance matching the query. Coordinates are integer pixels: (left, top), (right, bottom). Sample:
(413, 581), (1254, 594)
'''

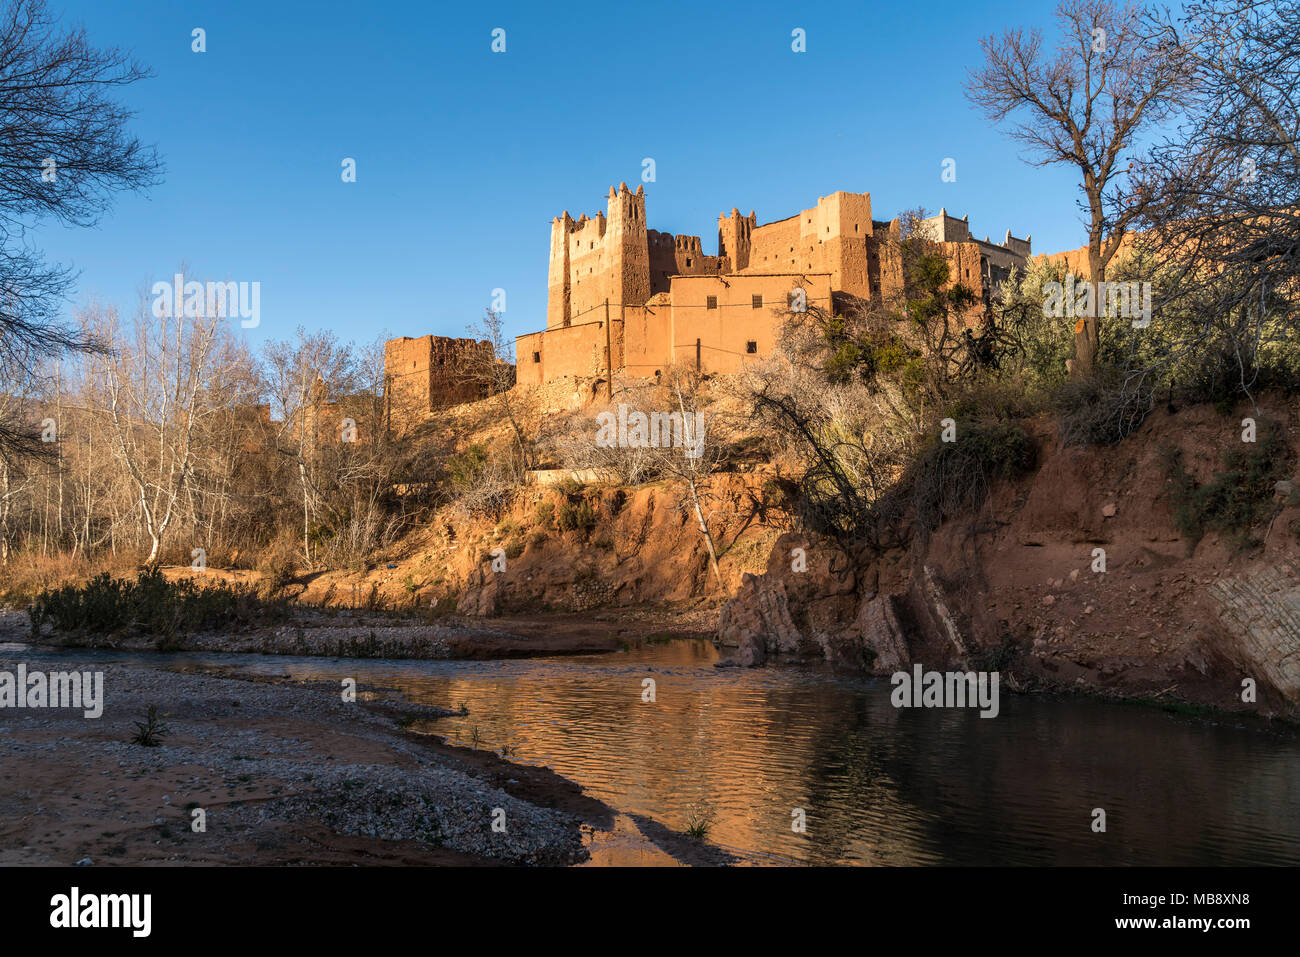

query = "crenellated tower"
(545, 183), (652, 329)
(717, 207), (756, 272)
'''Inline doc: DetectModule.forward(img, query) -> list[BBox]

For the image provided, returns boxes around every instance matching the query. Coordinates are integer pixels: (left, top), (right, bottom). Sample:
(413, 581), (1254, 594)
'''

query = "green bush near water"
(29, 567), (286, 647)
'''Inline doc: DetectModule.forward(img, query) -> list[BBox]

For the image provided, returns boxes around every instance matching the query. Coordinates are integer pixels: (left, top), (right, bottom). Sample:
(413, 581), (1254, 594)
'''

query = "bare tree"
(967, 0), (1192, 377)
(261, 328), (375, 567)
(642, 366), (729, 596)
(85, 297), (224, 565)
(0, 0), (162, 457)
(1128, 0), (1300, 404)
(462, 308), (531, 468)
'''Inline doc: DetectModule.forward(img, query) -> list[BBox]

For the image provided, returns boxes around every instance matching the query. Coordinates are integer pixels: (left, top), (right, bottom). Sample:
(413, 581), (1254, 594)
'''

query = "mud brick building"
(515, 184), (1031, 386)
(383, 335), (498, 430)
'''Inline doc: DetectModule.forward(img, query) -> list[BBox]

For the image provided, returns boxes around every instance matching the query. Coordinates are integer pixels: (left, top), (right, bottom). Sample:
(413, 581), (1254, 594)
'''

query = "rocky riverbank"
(715, 403), (1300, 721)
(19, 605), (661, 661)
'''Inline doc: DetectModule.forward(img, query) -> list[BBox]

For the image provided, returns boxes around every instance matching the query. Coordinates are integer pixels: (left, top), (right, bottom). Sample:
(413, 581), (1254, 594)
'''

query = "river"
(37, 635), (1294, 867)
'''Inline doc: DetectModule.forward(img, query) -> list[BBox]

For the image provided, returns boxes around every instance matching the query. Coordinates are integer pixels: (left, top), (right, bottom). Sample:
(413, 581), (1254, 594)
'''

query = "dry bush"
(446, 442), (527, 521)
(0, 549), (100, 605)
(320, 505), (406, 572)
(256, 533), (299, 593)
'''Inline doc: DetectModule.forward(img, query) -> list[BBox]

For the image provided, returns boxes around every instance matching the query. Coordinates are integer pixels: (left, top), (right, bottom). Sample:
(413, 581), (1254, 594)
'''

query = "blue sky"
(38, 0), (1085, 351)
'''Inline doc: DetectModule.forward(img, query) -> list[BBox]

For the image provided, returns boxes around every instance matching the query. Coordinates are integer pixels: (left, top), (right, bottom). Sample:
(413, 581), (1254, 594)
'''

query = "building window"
(706, 296), (717, 309)
(532, 351), (541, 363)
(752, 294), (763, 309)
(686, 257), (692, 267)
(746, 341), (758, 354)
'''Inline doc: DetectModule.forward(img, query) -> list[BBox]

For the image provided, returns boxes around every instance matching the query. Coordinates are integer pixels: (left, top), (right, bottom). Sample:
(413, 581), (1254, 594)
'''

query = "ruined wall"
(717, 208), (756, 272)
(383, 335), (496, 429)
(647, 230), (726, 295)
(867, 220), (904, 302)
(940, 241), (990, 326)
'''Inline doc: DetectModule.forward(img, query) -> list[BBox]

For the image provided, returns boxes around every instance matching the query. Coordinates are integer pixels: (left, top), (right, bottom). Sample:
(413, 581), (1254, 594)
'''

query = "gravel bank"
(0, 609), (594, 865)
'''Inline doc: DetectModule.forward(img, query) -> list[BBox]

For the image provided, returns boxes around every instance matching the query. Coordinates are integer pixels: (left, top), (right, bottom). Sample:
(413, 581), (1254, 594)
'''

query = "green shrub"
(446, 443), (489, 491)
(130, 705), (169, 747)
(1163, 421), (1293, 549)
(29, 567), (285, 641)
(533, 499), (555, 527)
(556, 498), (597, 533)
(906, 418), (1036, 533)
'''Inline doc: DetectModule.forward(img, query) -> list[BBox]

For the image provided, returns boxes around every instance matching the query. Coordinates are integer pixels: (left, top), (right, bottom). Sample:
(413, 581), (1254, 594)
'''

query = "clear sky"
(38, 0), (1087, 352)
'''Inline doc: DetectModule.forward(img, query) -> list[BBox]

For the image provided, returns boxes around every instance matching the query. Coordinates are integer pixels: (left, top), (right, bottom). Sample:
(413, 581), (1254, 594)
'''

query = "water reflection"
(40, 639), (1300, 865)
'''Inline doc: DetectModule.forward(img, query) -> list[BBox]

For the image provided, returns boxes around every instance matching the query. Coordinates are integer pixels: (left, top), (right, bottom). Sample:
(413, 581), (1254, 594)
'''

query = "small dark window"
(752, 294), (763, 309)
(532, 351), (541, 363)
(706, 296), (718, 309)
(686, 257), (692, 267)
(746, 341), (758, 354)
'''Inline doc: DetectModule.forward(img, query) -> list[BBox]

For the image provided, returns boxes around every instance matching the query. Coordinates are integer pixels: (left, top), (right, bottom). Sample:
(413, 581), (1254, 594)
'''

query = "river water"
(91, 637), (1300, 866)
